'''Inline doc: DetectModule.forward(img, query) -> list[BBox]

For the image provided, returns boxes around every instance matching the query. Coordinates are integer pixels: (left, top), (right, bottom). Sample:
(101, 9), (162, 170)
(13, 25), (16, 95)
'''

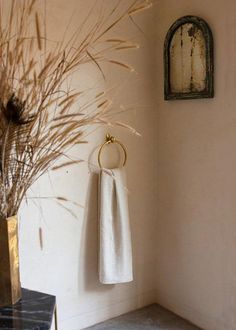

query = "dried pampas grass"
(0, 0), (152, 218)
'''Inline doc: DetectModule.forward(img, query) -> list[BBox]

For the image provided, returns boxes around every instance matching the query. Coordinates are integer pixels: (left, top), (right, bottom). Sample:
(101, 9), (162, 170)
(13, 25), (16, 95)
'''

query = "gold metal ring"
(98, 133), (127, 168)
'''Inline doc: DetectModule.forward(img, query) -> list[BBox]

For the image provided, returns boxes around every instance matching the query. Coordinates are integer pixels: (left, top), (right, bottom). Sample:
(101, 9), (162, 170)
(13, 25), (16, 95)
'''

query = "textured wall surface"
(154, 1), (236, 329)
(17, 1), (157, 330)
(13, 0), (236, 329)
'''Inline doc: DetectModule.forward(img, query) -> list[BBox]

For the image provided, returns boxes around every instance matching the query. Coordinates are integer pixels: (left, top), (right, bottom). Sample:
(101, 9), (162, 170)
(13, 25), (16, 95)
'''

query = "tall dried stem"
(0, 0), (152, 218)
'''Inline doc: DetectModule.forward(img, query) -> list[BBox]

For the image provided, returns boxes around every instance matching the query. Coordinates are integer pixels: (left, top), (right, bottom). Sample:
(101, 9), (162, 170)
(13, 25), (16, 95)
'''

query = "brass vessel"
(0, 215), (21, 306)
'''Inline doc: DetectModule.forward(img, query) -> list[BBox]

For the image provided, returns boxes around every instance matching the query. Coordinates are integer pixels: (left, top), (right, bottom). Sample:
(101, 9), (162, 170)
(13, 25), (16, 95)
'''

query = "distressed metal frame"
(164, 16), (214, 100)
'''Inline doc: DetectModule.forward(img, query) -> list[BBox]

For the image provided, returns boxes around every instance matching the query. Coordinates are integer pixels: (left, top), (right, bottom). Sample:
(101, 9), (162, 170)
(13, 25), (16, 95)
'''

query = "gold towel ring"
(98, 133), (127, 168)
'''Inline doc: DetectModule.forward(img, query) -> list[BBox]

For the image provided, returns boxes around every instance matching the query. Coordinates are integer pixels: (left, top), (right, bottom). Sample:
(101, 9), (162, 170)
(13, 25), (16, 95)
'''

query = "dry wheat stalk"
(0, 0), (152, 219)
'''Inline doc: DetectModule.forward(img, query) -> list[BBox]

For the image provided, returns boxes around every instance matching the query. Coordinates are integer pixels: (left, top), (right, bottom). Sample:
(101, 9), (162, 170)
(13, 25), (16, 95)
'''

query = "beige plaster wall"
(155, 1), (236, 329)
(16, 1), (157, 330)
(11, 0), (236, 329)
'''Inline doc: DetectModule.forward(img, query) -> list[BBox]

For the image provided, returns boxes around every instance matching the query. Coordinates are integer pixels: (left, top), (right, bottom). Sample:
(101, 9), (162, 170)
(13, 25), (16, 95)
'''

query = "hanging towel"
(99, 167), (133, 284)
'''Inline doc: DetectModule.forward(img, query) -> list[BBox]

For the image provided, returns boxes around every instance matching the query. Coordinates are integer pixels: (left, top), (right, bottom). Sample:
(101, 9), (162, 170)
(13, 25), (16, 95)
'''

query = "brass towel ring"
(98, 133), (127, 168)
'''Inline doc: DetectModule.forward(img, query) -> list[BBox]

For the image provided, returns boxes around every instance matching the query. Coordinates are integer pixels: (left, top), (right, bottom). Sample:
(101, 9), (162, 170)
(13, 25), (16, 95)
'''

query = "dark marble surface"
(0, 288), (56, 330)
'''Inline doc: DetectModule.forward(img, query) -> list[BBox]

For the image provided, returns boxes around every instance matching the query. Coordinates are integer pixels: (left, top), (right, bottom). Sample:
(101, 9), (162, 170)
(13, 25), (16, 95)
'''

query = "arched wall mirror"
(164, 16), (214, 100)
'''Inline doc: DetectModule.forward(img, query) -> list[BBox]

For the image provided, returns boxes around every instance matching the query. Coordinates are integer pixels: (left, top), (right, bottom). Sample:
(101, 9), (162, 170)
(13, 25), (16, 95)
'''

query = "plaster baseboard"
(155, 291), (227, 330)
(60, 289), (157, 330)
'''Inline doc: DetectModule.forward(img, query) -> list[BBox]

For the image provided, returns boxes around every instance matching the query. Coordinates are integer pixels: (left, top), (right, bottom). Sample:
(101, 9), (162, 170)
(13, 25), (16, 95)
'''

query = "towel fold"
(99, 167), (133, 284)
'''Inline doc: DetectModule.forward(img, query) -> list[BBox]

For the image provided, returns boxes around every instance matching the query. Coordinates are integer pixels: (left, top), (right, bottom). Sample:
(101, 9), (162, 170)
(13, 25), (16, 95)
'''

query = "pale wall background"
(18, 1), (157, 330)
(15, 0), (236, 329)
(155, 1), (236, 330)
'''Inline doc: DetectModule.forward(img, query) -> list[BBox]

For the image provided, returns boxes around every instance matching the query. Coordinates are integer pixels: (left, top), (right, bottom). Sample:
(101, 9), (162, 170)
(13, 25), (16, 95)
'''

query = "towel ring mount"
(98, 133), (127, 168)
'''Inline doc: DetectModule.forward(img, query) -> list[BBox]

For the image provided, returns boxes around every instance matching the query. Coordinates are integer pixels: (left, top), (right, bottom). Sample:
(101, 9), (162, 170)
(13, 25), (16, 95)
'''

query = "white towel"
(99, 167), (133, 284)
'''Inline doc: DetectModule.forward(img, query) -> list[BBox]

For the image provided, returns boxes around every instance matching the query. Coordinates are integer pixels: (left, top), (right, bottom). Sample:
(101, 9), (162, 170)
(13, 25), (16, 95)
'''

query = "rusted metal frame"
(164, 15), (214, 100)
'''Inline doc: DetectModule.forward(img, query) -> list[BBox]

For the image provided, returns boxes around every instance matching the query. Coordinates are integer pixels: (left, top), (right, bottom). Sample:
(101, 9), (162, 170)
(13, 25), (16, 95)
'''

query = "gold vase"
(0, 215), (21, 307)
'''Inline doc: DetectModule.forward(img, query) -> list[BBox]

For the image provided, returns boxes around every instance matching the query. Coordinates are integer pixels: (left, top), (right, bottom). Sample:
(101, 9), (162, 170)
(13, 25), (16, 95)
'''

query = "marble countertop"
(0, 288), (56, 330)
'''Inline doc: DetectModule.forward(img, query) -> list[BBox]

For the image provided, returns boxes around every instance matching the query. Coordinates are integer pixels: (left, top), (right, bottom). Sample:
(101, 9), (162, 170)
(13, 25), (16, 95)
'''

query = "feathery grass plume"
(0, 0), (152, 219)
